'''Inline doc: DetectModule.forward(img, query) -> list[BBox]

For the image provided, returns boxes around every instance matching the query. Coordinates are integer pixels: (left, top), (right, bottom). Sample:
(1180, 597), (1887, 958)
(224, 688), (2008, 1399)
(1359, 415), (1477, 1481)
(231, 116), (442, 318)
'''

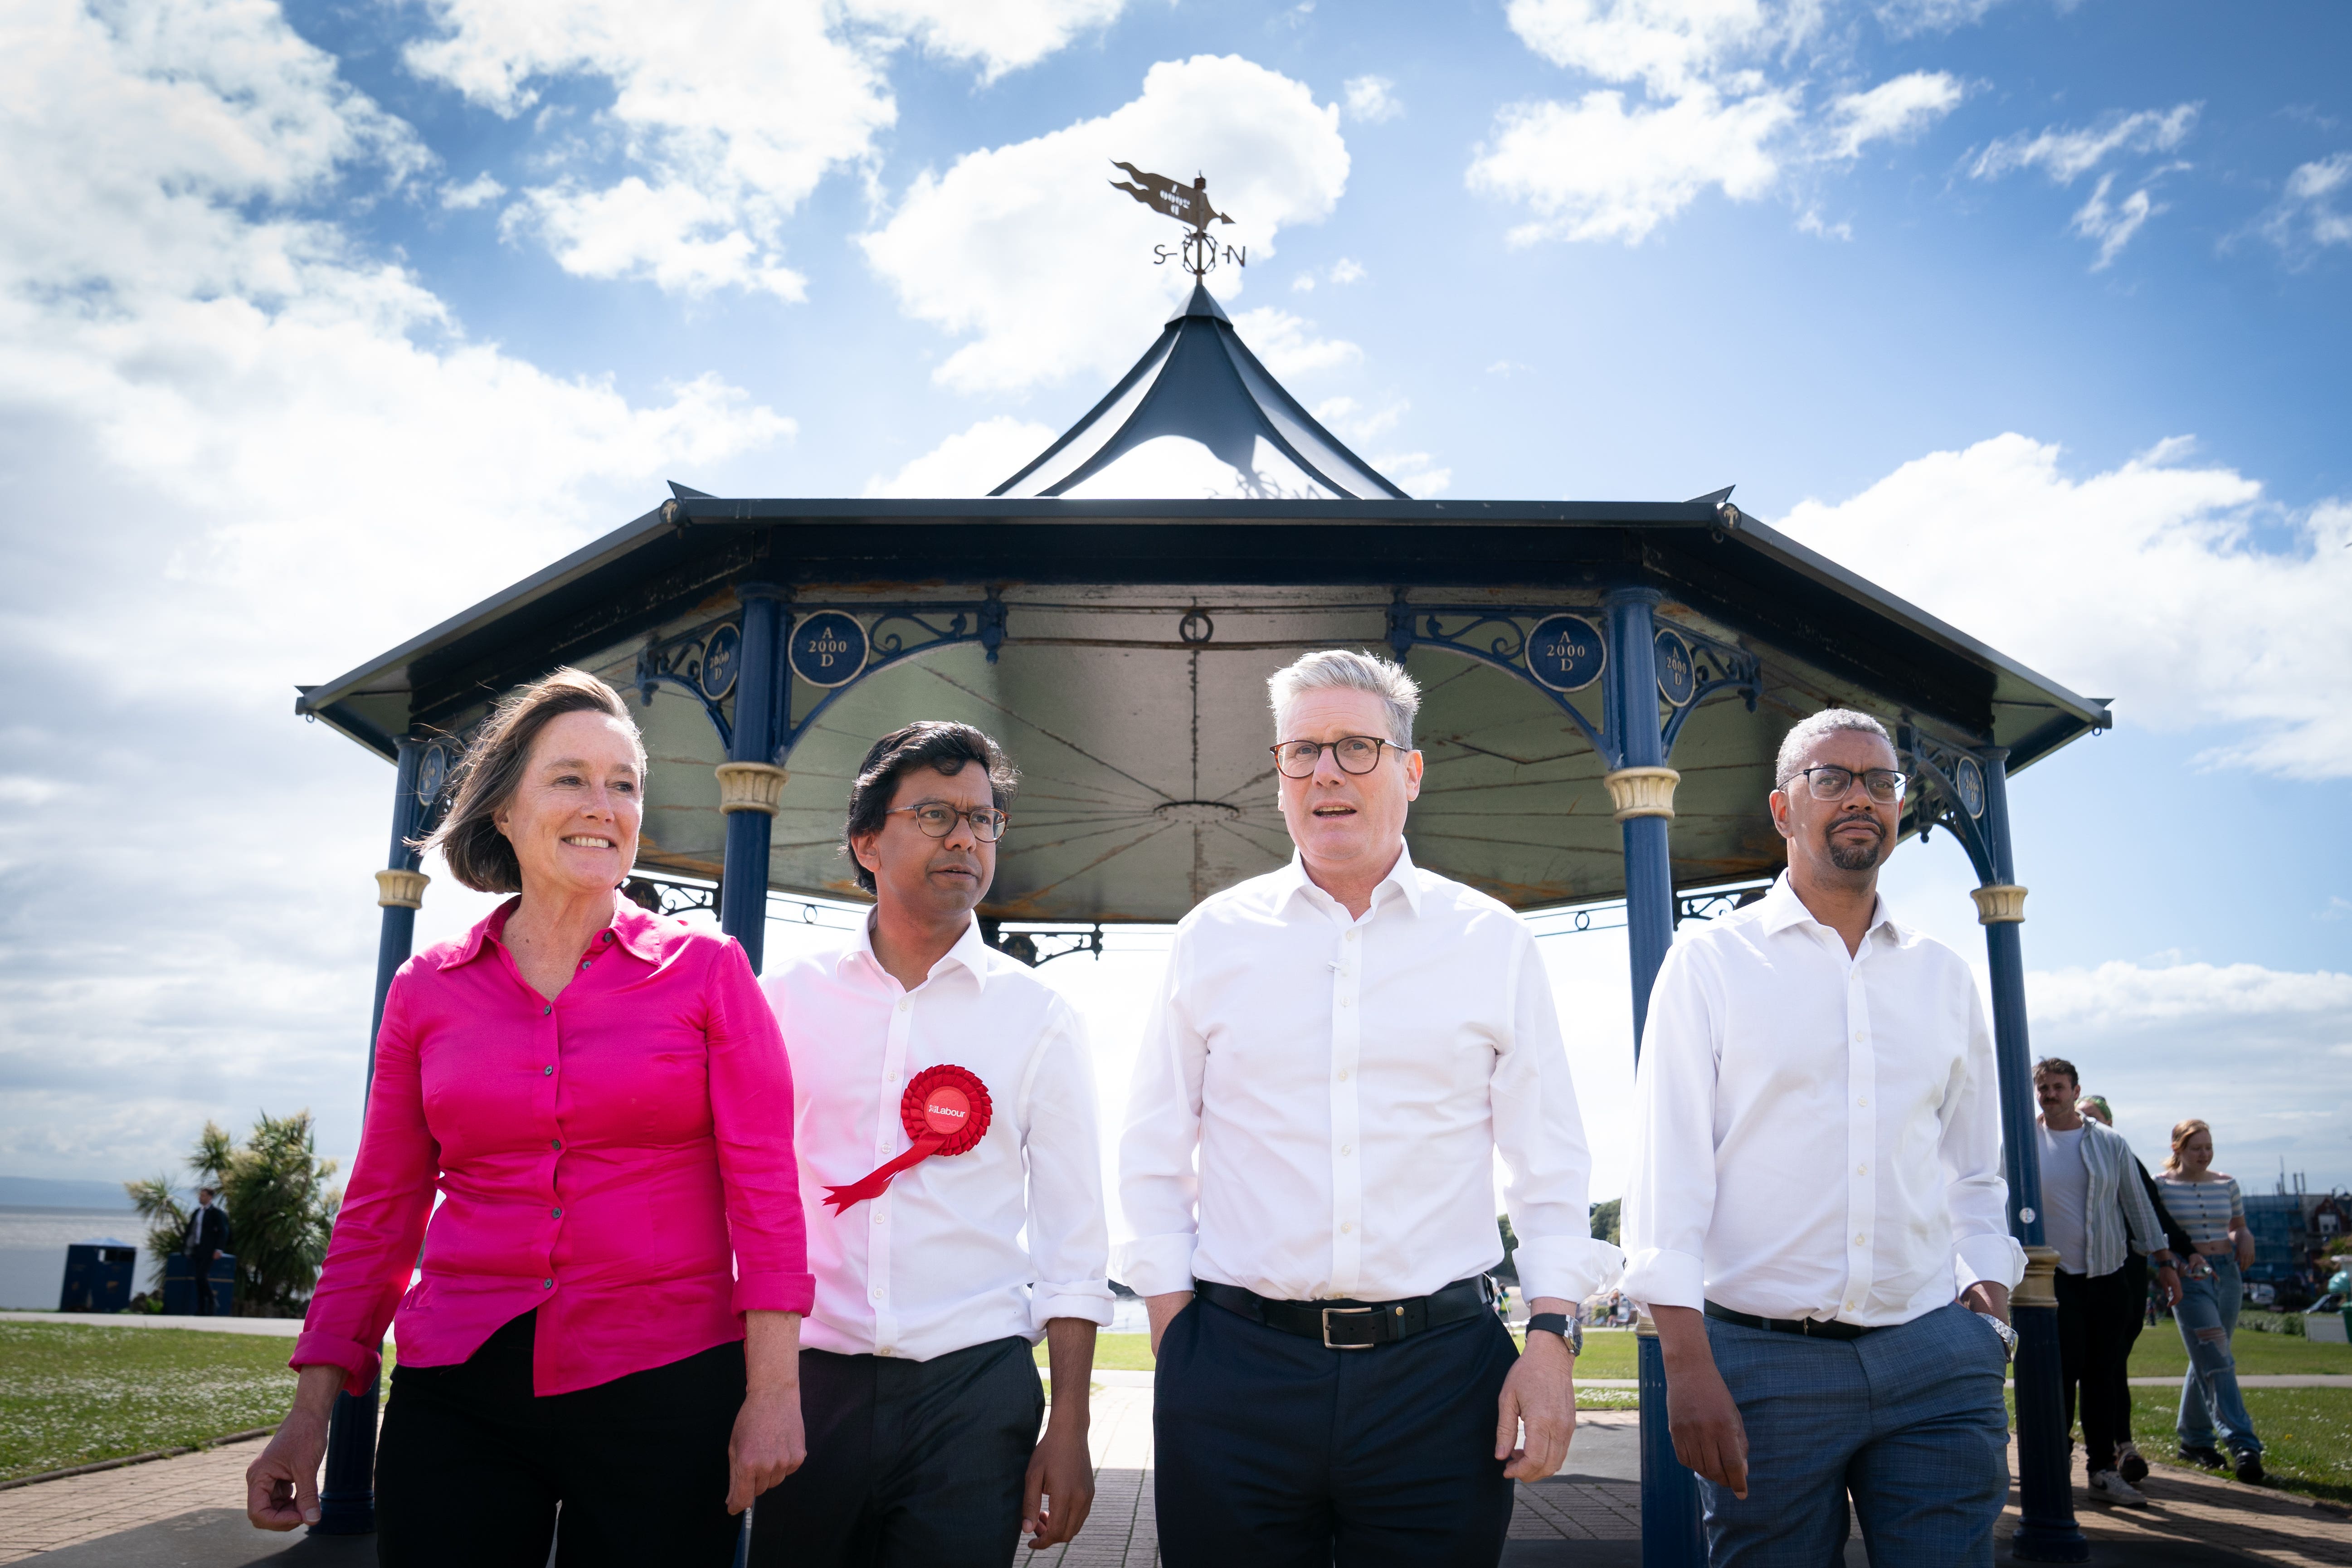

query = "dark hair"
(418, 668), (645, 893)
(2033, 1056), (2080, 1087)
(843, 722), (1017, 895)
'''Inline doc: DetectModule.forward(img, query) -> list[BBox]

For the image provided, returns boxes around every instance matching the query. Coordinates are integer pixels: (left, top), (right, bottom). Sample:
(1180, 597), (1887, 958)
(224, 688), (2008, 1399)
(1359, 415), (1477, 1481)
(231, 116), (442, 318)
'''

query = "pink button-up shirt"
(294, 894), (811, 1396)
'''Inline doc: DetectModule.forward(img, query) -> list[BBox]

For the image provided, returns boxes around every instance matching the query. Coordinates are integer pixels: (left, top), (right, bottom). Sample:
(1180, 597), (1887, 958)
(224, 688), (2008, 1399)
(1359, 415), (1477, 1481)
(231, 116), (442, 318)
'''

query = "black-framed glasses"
(887, 803), (1008, 842)
(1270, 736), (1393, 779)
(1791, 765), (1907, 804)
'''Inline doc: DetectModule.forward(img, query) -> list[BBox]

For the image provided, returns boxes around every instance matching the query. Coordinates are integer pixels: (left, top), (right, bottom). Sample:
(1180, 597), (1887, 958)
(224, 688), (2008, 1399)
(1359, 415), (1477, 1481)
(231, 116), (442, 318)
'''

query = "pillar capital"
(375, 868), (429, 909)
(2013, 1244), (2060, 1310)
(716, 760), (788, 815)
(1970, 883), (2028, 924)
(1603, 765), (1680, 822)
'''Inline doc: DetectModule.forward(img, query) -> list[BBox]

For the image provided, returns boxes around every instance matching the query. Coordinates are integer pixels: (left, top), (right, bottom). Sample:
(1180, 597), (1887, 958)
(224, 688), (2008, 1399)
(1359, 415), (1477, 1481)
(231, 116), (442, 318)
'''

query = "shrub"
(124, 1112), (342, 1318)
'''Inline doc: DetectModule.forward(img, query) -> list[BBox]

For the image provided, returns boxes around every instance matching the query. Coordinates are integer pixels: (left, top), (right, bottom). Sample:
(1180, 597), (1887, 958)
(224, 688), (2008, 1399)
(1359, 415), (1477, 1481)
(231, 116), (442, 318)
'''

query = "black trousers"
(189, 1250), (217, 1316)
(1153, 1291), (1518, 1568)
(2115, 1252), (2150, 1445)
(2054, 1268), (2136, 1475)
(375, 1307), (745, 1568)
(749, 1334), (1042, 1568)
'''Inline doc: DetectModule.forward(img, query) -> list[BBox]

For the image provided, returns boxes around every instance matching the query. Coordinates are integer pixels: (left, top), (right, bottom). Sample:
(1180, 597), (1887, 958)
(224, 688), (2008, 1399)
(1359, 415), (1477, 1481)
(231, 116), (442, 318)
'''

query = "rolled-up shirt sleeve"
(1493, 925), (1623, 1303)
(1115, 924), (1205, 1297)
(1621, 940), (1719, 1314)
(1019, 1001), (1115, 1330)
(1947, 983), (2026, 1294)
(708, 939), (814, 1317)
(293, 972), (439, 1395)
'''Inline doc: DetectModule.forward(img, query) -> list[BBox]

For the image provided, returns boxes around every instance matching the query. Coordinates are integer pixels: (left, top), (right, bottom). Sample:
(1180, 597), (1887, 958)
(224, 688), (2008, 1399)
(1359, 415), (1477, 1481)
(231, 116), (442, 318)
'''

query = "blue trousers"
(1153, 1294), (1518, 1567)
(1697, 1303), (2011, 1567)
(2174, 1257), (2263, 1456)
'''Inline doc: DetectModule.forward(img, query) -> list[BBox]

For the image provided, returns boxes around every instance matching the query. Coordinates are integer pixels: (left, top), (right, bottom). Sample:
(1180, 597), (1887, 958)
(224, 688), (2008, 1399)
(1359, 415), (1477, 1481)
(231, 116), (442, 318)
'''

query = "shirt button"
(1339, 997), (1352, 1008)
(1854, 1032), (1865, 1042)
(602, 932), (613, 942)
(876, 1347), (893, 1358)
(550, 1139), (562, 1151)
(550, 1208), (562, 1218)
(1858, 1164), (1869, 1175)
(542, 1006), (551, 1017)
(1337, 1070), (1350, 1082)
(896, 999), (910, 1013)
(1855, 1233), (1867, 1246)
(871, 1286), (885, 1300)
(1846, 1300), (1859, 1311)
(1856, 1097), (1868, 1108)
(1341, 1144), (1354, 1156)
(580, 960), (592, 970)
(542, 1279), (553, 1290)
(884, 1071), (898, 1083)
(1344, 930), (1357, 942)
(542, 1065), (554, 1076)
(1340, 1221), (1354, 1234)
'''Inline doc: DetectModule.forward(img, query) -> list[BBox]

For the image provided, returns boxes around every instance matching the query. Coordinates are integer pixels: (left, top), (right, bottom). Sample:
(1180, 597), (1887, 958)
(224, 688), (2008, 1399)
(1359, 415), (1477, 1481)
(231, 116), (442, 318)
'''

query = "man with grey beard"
(1622, 710), (2024, 1566)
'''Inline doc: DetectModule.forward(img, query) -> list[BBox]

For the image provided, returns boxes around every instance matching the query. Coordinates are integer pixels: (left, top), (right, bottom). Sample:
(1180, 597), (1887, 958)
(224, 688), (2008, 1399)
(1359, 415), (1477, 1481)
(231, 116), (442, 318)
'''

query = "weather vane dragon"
(1110, 161), (1247, 278)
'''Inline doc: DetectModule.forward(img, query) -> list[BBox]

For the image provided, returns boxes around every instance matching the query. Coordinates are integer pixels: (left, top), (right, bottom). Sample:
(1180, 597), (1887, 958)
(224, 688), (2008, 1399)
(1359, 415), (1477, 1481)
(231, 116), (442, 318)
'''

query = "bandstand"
(299, 271), (2109, 1563)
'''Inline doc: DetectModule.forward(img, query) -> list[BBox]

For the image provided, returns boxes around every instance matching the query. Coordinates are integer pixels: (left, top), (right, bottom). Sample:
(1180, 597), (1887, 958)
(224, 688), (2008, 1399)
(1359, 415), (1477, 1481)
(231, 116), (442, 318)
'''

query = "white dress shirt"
(1118, 845), (1622, 1305)
(1621, 875), (2025, 1327)
(765, 915), (1114, 1360)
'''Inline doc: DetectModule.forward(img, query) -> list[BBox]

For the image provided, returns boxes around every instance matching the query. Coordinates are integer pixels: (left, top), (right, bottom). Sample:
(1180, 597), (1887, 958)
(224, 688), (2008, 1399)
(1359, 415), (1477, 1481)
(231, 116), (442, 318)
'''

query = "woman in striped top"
(2153, 1119), (2264, 1482)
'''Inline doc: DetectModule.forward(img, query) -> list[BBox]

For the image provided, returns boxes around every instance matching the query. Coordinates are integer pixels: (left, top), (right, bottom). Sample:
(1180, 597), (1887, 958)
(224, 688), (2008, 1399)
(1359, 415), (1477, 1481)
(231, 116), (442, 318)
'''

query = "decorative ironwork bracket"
(1899, 722), (1997, 885)
(1385, 592), (1758, 765)
(635, 621), (742, 750)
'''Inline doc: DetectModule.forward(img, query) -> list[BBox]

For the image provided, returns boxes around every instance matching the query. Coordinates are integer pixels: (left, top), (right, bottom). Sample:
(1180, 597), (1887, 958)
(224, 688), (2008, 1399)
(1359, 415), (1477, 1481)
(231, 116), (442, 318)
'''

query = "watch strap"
(1525, 1312), (1581, 1354)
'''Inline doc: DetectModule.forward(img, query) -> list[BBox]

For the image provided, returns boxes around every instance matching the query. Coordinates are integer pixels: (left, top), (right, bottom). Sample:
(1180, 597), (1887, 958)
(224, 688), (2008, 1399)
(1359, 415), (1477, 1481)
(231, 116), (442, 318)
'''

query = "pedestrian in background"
(2156, 1119), (2266, 1483)
(183, 1186), (230, 1317)
(1624, 709), (2023, 1566)
(245, 668), (812, 1565)
(2032, 1062), (2182, 1507)
(1122, 650), (1620, 1566)
(2077, 1092), (2201, 1485)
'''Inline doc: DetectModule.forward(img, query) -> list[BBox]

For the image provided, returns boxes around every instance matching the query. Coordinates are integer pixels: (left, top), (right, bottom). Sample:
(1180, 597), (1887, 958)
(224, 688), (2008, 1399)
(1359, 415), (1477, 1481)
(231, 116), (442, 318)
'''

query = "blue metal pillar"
(314, 737), (427, 1535)
(719, 584), (785, 973)
(1604, 588), (1705, 1568)
(1977, 750), (2086, 1562)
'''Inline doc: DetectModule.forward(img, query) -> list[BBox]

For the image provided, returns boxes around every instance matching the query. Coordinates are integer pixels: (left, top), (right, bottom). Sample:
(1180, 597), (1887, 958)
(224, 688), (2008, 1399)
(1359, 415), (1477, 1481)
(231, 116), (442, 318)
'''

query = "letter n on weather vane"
(1110, 161), (1247, 278)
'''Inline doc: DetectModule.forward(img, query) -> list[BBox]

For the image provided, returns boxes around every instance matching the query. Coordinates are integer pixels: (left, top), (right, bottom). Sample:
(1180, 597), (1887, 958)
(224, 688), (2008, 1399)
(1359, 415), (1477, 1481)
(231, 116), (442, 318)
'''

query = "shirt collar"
(1277, 840), (1424, 919)
(839, 911), (993, 994)
(1755, 871), (1902, 945)
(442, 889), (656, 969)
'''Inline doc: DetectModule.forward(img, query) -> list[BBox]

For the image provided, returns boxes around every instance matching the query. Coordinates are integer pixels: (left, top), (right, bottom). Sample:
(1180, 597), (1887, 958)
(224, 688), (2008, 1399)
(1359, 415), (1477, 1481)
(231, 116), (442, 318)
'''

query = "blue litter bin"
(58, 1241), (137, 1313)
(162, 1252), (238, 1315)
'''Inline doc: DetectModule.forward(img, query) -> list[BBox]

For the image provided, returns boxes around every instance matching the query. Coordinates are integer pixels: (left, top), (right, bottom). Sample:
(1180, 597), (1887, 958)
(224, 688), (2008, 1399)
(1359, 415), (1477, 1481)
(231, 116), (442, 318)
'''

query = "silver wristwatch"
(1974, 1311), (2019, 1361)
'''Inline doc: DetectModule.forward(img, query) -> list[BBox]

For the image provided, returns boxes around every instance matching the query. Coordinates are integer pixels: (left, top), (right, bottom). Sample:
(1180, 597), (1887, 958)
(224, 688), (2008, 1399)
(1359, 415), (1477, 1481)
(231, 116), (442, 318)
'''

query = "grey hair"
(1773, 708), (1894, 789)
(1268, 649), (1420, 749)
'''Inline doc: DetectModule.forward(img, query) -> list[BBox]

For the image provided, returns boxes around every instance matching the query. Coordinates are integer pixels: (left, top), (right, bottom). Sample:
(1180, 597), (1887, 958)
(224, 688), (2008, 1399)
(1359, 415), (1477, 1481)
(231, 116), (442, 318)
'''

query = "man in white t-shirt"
(2034, 1057), (2182, 1508)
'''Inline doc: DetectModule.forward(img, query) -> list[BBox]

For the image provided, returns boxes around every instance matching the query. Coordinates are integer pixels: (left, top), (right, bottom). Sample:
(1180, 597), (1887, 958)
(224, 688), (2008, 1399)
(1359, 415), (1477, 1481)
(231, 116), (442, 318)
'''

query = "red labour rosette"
(822, 1064), (993, 1214)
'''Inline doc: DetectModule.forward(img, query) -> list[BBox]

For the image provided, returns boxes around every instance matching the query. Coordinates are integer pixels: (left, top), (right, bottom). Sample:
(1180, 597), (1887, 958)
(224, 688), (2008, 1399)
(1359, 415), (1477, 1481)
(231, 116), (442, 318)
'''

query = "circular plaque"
(789, 611), (868, 688)
(698, 623), (741, 701)
(1654, 629), (1696, 707)
(1525, 614), (1606, 693)
(414, 742), (449, 808)
(1954, 755), (1986, 818)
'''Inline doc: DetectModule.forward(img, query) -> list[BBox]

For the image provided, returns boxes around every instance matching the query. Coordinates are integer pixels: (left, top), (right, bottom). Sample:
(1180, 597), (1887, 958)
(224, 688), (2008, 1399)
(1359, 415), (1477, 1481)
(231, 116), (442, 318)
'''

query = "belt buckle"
(1322, 1305), (1376, 1350)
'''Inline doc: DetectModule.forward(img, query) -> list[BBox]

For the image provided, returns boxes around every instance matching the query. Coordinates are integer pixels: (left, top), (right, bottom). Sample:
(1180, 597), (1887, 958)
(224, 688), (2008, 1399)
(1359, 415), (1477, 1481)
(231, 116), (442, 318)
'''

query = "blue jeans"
(2174, 1257), (2263, 1457)
(1698, 1303), (2012, 1567)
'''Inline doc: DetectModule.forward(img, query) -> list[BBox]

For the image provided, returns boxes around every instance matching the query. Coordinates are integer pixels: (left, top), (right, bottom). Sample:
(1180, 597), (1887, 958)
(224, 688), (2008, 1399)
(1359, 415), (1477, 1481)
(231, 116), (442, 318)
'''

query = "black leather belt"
(1197, 1276), (1495, 1350)
(1704, 1300), (1877, 1341)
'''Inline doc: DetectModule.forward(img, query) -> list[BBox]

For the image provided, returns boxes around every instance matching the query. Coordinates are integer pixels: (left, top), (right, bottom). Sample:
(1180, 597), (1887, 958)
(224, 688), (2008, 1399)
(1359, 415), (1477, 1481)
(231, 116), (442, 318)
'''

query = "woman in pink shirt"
(245, 668), (812, 1565)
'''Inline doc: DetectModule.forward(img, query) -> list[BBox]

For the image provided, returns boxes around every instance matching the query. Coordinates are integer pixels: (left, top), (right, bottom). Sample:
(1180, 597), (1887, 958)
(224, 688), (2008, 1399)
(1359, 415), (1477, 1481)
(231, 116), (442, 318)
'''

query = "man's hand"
(728, 1310), (806, 1514)
(1652, 1306), (1748, 1500)
(1960, 1281), (2011, 1324)
(1023, 1417), (1095, 1548)
(245, 1364), (341, 1530)
(1495, 1323), (1577, 1482)
(2156, 1265), (2182, 1308)
(1144, 1291), (1192, 1357)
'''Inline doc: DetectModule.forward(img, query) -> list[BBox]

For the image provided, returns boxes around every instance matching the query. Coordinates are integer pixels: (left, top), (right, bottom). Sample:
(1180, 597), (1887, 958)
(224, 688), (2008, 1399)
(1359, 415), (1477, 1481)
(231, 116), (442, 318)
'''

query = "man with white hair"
(1120, 649), (1621, 1566)
(1622, 709), (2025, 1565)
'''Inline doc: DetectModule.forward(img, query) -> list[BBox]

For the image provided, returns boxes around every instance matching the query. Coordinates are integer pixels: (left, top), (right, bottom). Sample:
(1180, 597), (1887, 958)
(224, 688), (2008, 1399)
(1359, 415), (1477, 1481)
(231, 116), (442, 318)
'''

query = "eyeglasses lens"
(912, 805), (1004, 841)
(1275, 739), (1384, 778)
(1806, 768), (1904, 804)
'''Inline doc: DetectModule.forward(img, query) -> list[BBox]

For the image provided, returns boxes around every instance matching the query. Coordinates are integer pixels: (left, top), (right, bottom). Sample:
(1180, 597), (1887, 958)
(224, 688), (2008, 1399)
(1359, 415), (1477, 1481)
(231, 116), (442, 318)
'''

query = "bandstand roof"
(298, 289), (2110, 924)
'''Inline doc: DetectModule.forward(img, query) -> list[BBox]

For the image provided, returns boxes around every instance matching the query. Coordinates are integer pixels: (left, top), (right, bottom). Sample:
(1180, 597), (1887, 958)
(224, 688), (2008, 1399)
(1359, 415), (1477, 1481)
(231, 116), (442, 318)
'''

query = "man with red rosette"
(754, 722), (1112, 1567)
(1121, 650), (1624, 1566)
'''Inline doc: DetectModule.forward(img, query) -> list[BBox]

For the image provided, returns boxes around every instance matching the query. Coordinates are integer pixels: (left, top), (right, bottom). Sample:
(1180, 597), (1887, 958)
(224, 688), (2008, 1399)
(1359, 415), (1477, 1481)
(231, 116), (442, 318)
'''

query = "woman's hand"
(728, 1310), (806, 1514)
(245, 1364), (344, 1530)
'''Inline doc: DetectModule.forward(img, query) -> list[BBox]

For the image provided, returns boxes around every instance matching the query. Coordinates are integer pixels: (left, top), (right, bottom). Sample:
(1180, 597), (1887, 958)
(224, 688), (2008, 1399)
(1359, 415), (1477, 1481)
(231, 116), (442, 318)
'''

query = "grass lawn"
(2125, 1388), (2352, 1507)
(2128, 1326), (2352, 1379)
(0, 1323), (299, 1483)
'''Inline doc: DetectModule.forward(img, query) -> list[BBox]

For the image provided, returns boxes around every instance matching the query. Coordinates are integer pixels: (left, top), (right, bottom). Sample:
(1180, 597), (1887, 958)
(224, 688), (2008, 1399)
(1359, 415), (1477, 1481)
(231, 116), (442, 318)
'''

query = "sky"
(1, 0), (2347, 1225)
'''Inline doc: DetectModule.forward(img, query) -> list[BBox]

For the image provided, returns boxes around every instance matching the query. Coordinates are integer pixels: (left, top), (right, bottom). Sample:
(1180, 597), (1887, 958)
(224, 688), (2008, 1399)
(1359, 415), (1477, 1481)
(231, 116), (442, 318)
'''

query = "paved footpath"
(4, 1383), (2347, 1566)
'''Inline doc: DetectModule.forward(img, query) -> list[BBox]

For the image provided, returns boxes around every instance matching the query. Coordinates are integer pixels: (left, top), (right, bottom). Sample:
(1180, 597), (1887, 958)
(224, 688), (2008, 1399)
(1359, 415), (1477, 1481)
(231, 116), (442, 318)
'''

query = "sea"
(0, 1206), (151, 1310)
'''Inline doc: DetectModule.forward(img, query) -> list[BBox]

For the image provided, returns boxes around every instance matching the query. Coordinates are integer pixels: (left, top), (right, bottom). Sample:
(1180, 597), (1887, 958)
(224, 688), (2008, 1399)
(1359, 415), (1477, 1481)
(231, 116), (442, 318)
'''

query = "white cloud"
(1343, 74), (1402, 123)
(1312, 395), (1404, 445)
(1468, 85), (1797, 244)
(1826, 70), (1964, 160)
(2069, 170), (2159, 269)
(0, 0), (789, 1179)
(1969, 103), (2198, 184)
(1374, 452), (1452, 498)
(1872, 0), (2008, 38)
(1230, 306), (1361, 378)
(2259, 151), (2352, 261)
(841, 0), (1126, 82)
(439, 171), (505, 209)
(864, 415), (1057, 496)
(1477, 3), (1958, 244)
(404, 0), (896, 296)
(1328, 256), (1366, 284)
(860, 55), (1350, 393)
(1779, 434), (2352, 779)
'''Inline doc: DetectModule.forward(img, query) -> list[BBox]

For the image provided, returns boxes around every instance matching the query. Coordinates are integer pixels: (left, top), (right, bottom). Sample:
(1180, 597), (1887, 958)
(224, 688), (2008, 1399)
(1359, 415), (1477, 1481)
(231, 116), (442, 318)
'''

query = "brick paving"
(1998, 1441), (2352, 1568)
(0, 1431), (273, 1563)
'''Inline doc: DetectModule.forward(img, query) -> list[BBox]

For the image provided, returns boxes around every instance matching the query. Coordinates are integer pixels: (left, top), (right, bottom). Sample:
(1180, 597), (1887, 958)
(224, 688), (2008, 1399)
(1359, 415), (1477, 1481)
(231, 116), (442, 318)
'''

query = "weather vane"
(1110, 161), (1247, 278)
